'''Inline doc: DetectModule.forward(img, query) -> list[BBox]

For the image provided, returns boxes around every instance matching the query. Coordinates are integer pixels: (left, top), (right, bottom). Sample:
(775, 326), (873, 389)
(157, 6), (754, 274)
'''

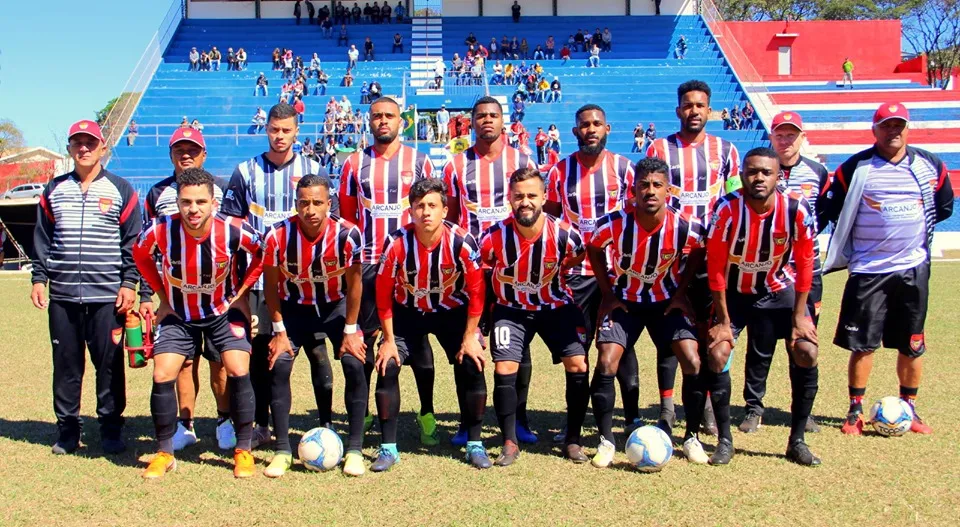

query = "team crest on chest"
(441, 264), (456, 276)
(324, 258), (337, 267)
(773, 232), (788, 246)
(401, 171), (414, 185)
(98, 197), (113, 214)
(709, 159), (721, 171)
(544, 259), (557, 270)
(661, 249), (676, 262)
(800, 183), (814, 198)
(607, 184), (619, 199)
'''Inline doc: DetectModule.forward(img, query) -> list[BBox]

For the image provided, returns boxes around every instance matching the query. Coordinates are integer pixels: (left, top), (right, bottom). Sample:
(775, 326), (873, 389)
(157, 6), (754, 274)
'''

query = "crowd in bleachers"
(188, 46), (248, 71)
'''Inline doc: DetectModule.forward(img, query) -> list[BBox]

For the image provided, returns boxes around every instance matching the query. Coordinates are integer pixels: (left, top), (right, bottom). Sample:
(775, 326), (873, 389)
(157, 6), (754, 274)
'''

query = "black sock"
(151, 380), (178, 454)
(251, 335), (272, 428)
(412, 337), (435, 416)
(217, 410), (230, 424)
(362, 341), (375, 417)
(228, 374), (256, 451)
(493, 372), (518, 444)
(590, 371), (616, 443)
(681, 373), (704, 440)
(515, 353), (532, 427)
(375, 361), (401, 444)
(656, 345), (678, 417)
(269, 357), (294, 453)
(564, 371), (590, 446)
(305, 340), (334, 426)
(617, 346), (640, 424)
(848, 386), (866, 414)
(459, 362), (487, 442)
(709, 370), (733, 443)
(179, 417), (194, 431)
(454, 364), (467, 429)
(789, 364), (819, 444)
(341, 355), (369, 452)
(899, 385), (919, 411)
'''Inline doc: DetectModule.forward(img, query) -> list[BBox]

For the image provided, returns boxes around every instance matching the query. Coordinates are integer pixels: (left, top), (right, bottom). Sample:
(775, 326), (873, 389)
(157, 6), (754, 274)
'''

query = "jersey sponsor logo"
(910, 333), (924, 352)
(864, 196), (923, 221)
(472, 205), (512, 222)
(578, 217), (597, 233)
(369, 202), (404, 219)
(844, 324), (860, 332)
(733, 258), (774, 273)
(98, 197), (113, 214)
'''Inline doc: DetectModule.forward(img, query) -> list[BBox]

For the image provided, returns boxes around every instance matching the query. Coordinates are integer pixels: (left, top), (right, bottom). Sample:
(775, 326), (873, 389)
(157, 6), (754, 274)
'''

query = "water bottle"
(125, 312), (148, 368)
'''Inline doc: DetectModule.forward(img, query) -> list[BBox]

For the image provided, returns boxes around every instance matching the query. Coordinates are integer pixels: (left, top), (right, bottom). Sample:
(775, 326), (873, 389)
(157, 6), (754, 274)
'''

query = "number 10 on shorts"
(494, 326), (510, 349)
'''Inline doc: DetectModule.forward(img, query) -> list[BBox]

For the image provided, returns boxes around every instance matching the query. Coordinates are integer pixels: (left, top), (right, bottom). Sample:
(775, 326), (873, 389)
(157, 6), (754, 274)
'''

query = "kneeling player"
(481, 167), (591, 466)
(587, 158), (709, 467)
(134, 168), (264, 479)
(706, 148), (821, 466)
(261, 174), (367, 477)
(372, 178), (490, 471)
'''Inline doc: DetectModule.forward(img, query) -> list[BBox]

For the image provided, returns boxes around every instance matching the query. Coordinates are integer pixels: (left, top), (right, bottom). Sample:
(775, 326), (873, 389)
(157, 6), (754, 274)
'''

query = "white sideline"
(803, 120), (960, 131)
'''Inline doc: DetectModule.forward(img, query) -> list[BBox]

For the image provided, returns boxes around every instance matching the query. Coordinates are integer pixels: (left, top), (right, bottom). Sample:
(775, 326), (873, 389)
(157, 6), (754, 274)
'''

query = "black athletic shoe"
(101, 436), (127, 455)
(494, 441), (520, 467)
(701, 401), (718, 436)
(51, 437), (80, 455)
(709, 438), (734, 466)
(738, 411), (762, 433)
(805, 416), (821, 433)
(659, 408), (677, 429)
(786, 440), (821, 467)
(564, 444), (589, 464)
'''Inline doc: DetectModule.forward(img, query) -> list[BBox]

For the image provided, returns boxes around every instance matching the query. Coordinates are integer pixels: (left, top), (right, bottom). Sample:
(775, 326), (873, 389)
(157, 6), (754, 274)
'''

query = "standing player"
(706, 148), (821, 466)
(587, 158), (709, 467)
(444, 96), (539, 445)
(134, 168), (264, 478)
(31, 120), (141, 455)
(221, 103), (331, 448)
(262, 174), (367, 477)
(339, 97), (442, 446)
(372, 178), (489, 471)
(482, 167), (591, 465)
(820, 103), (953, 435)
(646, 80), (740, 435)
(739, 111), (830, 434)
(543, 104), (643, 435)
(138, 128), (235, 451)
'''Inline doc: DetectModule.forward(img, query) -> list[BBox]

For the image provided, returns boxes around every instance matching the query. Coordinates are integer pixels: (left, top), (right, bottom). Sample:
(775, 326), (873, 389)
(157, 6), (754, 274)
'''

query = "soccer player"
(482, 167), (590, 466)
(32, 120), (141, 455)
(588, 157), (708, 467)
(646, 79), (740, 435)
(221, 103), (331, 449)
(261, 174), (367, 477)
(544, 104), (642, 435)
(138, 128), (235, 451)
(739, 111), (830, 434)
(372, 178), (489, 471)
(706, 148), (821, 466)
(339, 97), (442, 446)
(444, 96), (539, 445)
(134, 168), (264, 478)
(820, 103), (953, 435)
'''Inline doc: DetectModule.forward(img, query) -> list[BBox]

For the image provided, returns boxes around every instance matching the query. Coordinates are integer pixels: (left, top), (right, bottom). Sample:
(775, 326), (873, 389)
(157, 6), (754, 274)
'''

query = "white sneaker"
(250, 425), (272, 449)
(591, 438), (616, 468)
(172, 422), (198, 451)
(216, 419), (237, 450)
(683, 436), (709, 465)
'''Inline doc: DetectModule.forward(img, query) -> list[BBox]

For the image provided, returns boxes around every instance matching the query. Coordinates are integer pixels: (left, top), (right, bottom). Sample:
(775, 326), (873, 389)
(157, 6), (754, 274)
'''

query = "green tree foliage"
(0, 119), (25, 159)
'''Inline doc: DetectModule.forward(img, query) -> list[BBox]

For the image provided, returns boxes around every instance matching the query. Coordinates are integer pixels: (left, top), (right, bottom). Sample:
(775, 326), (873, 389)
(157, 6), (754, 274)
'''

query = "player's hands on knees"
(708, 322), (734, 350)
(375, 339), (399, 376)
(597, 293), (628, 324)
(791, 315), (818, 346)
(340, 332), (367, 363)
(665, 293), (694, 318)
(268, 331), (295, 370)
(30, 283), (48, 309)
(115, 287), (136, 315)
(457, 334), (486, 371)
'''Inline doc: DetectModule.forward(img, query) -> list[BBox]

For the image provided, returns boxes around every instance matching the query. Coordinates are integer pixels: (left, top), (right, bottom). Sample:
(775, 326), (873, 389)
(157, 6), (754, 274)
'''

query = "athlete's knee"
(341, 354), (366, 378)
(674, 341), (701, 374)
(562, 355), (589, 374)
(596, 345), (622, 376)
(792, 341), (818, 368)
(494, 360), (520, 376)
(706, 344), (731, 373)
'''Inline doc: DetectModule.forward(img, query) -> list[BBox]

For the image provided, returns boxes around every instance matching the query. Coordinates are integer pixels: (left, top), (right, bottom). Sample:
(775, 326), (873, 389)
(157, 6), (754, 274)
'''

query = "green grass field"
(1, 265), (959, 526)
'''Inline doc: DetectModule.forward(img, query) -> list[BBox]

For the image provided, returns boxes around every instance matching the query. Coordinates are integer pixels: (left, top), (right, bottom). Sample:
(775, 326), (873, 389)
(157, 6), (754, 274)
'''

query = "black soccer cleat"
(738, 411), (762, 434)
(101, 436), (127, 455)
(564, 444), (589, 464)
(708, 438), (734, 466)
(786, 440), (822, 467)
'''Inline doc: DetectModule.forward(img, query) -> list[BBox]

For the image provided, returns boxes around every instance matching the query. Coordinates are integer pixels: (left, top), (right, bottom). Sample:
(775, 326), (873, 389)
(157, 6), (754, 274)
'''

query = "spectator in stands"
(294, 76), (306, 99)
(307, 0), (316, 24)
(380, 3), (391, 23)
(471, 61), (484, 85)
(395, 1), (404, 22)
(272, 48), (282, 70)
(434, 57), (446, 88)
(281, 79), (295, 102)
(126, 120), (138, 146)
(588, 43), (600, 67)
(544, 36), (555, 60)
(308, 53), (321, 78)
(371, 1), (381, 23)
(720, 108), (733, 130)
(510, 37), (520, 59)
(520, 38), (529, 60)
(364, 37), (375, 61)
(360, 82), (371, 104)
(352, 3), (362, 23)
(574, 30), (585, 52)
(338, 24), (349, 46)
(334, 1), (345, 24)
(191, 119), (204, 132)
(393, 33), (403, 53)
(255, 73), (269, 96)
(363, 3), (372, 22)
(504, 62), (515, 84)
(319, 3), (330, 23)
(227, 47), (237, 71)
(742, 102), (755, 129)
(347, 44), (360, 69)
(511, 0), (521, 22)
(536, 76), (550, 102)
(632, 123), (644, 152)
(533, 45), (545, 61)
(499, 36), (509, 60)
(730, 105), (743, 130)
(841, 57), (854, 89)
(560, 45), (571, 64)
(315, 69), (329, 95)
(323, 137), (338, 172)
(180, 116), (189, 128)
(295, 1), (303, 24)
(322, 17), (333, 38)
(209, 46), (221, 71)
(517, 60), (529, 79)
(189, 47), (199, 71)
(340, 94), (352, 114)
(512, 95), (525, 123)
(283, 51), (295, 79)
(653, 0), (662, 15)
(533, 126), (547, 164)
(533, 62), (543, 76)
(602, 28), (612, 51)
(546, 123), (561, 154)
(675, 35), (687, 60)
(199, 50), (210, 71)
(435, 105), (450, 143)
(490, 61), (505, 84)
(549, 76), (562, 102)
(642, 122), (656, 153)
(465, 33), (477, 47)
(295, 55), (306, 78)
(294, 96), (306, 123)
(253, 107), (267, 132)
(237, 48), (247, 70)
(303, 137), (314, 158)
(369, 80), (382, 102)
(342, 68), (354, 87)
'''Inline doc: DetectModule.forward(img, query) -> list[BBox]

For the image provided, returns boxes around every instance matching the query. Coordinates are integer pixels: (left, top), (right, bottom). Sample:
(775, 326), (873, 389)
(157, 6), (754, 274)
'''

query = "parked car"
(1, 183), (44, 199)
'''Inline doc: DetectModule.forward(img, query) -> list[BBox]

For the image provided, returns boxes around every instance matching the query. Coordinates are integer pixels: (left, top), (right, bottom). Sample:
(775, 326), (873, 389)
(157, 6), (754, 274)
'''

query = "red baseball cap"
(68, 120), (105, 142)
(169, 127), (206, 149)
(873, 103), (910, 125)
(771, 111), (803, 132)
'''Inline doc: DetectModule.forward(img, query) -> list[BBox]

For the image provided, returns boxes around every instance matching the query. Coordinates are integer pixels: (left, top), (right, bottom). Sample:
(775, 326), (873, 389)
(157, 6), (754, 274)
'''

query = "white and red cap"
(68, 120), (105, 142)
(771, 111), (804, 132)
(873, 103), (910, 125)
(169, 127), (206, 149)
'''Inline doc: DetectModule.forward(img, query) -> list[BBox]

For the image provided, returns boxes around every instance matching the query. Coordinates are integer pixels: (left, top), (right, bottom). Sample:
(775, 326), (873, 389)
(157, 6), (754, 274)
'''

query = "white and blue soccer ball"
(868, 396), (914, 437)
(298, 427), (344, 471)
(625, 425), (673, 472)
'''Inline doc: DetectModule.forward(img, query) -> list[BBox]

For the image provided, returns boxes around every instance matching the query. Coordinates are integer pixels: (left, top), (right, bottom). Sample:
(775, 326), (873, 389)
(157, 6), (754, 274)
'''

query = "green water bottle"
(125, 312), (147, 368)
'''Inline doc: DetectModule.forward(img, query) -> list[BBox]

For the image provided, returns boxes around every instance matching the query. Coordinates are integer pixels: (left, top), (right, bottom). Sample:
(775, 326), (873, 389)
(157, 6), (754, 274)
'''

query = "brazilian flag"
(401, 107), (417, 140)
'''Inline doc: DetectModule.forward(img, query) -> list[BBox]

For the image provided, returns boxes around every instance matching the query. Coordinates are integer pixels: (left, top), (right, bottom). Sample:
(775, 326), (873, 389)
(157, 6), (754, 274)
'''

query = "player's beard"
(682, 114), (706, 135)
(577, 134), (607, 156)
(478, 130), (501, 142)
(269, 139), (293, 155)
(515, 205), (541, 227)
(375, 129), (398, 144)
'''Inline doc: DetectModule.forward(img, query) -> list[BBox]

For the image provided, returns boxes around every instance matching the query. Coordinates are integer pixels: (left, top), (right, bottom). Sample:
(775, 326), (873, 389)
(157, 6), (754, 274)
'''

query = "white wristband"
(343, 323), (358, 335)
(272, 321), (286, 333)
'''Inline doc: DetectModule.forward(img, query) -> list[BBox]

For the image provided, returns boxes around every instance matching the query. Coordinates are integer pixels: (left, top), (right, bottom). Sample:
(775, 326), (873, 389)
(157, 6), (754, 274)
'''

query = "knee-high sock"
(454, 364), (467, 428)
(656, 344), (678, 416)
(375, 361), (402, 445)
(363, 334), (376, 416)
(304, 340), (334, 425)
(412, 336), (435, 416)
(458, 362), (487, 442)
(590, 371), (616, 443)
(251, 335), (272, 427)
(341, 355), (369, 452)
(617, 347), (640, 424)
(269, 358), (294, 453)
(681, 373), (705, 440)
(789, 364), (819, 444)
(229, 374), (256, 451)
(565, 371), (590, 446)
(515, 353), (533, 427)
(151, 380), (178, 454)
(706, 370), (732, 443)
(493, 372), (518, 444)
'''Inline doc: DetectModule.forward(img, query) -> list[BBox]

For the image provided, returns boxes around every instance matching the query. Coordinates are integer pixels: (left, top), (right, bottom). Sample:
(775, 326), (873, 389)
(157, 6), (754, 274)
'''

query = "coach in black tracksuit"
(31, 120), (142, 455)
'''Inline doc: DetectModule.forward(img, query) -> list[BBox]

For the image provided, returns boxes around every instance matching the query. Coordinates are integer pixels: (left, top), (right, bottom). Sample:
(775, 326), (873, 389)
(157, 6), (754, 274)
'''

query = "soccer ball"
(867, 396), (914, 437)
(298, 427), (344, 471)
(625, 425), (673, 472)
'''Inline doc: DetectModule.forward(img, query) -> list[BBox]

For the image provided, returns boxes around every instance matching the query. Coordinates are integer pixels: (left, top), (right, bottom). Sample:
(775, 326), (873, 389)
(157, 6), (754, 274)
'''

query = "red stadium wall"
(0, 161), (55, 191)
(720, 20), (910, 81)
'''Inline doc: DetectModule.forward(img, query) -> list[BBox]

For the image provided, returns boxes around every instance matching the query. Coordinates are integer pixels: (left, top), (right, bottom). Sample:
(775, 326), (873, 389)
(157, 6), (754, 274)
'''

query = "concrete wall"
(482, 0), (552, 17)
(187, 0), (255, 19)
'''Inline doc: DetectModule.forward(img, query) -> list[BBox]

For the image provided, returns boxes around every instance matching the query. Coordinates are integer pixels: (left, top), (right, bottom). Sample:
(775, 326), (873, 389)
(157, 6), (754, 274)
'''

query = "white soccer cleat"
(172, 422), (198, 451)
(217, 419), (237, 450)
(682, 436), (709, 465)
(591, 438), (616, 468)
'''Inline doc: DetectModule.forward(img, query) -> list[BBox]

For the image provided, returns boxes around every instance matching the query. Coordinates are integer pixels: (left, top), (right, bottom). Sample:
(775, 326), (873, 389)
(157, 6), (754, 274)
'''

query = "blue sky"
(0, 0), (172, 152)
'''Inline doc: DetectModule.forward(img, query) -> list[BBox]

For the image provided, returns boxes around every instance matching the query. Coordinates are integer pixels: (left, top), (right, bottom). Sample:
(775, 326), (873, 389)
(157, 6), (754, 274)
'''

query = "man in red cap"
(737, 111), (832, 434)
(138, 128), (236, 452)
(31, 120), (142, 455)
(820, 102), (953, 435)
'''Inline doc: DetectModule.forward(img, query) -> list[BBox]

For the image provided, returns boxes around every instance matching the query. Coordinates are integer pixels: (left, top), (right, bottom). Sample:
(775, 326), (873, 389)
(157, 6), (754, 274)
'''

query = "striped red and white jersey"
(646, 133), (740, 221)
(545, 150), (635, 276)
(338, 144), (435, 264)
(134, 213), (264, 321)
(443, 145), (537, 239)
(263, 215), (362, 305)
(376, 221), (484, 315)
(480, 215), (583, 310)
(707, 190), (815, 295)
(591, 208), (705, 303)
